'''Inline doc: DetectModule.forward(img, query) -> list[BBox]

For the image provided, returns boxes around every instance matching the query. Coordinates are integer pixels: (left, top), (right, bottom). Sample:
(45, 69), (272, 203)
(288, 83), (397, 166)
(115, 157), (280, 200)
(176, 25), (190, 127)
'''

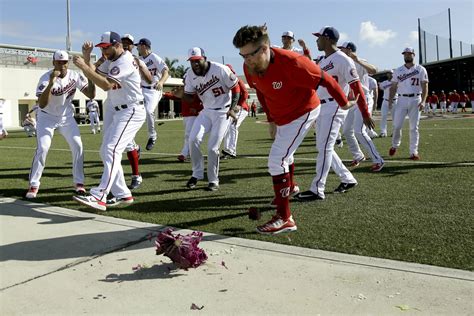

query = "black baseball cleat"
(128, 175), (142, 190)
(186, 177), (198, 189)
(221, 149), (236, 159)
(146, 138), (156, 151)
(206, 183), (219, 191)
(295, 190), (324, 202)
(333, 182), (358, 193)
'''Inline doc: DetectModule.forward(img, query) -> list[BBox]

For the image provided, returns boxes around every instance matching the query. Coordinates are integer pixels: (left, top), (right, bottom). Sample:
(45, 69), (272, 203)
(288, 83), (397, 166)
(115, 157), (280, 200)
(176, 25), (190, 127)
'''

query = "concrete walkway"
(0, 197), (472, 315)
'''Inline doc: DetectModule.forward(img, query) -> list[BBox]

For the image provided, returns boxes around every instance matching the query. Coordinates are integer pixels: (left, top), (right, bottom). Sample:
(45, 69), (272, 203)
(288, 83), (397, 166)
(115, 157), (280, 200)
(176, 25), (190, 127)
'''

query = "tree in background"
(165, 57), (188, 78)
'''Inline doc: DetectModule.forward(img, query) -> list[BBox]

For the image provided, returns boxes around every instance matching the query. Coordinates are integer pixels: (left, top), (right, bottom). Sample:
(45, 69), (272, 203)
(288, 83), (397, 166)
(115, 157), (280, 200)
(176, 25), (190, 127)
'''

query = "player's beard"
(404, 56), (414, 63)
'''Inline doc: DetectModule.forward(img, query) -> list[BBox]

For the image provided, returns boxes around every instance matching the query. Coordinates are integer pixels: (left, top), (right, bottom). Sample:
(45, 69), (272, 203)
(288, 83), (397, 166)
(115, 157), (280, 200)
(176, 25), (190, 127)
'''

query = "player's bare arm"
(419, 81), (429, 110)
(298, 39), (312, 60)
(388, 82), (398, 108)
(38, 70), (60, 108)
(82, 41), (94, 68)
(226, 90), (241, 124)
(349, 52), (377, 75)
(156, 68), (169, 91)
(136, 58), (153, 84)
(73, 56), (115, 91)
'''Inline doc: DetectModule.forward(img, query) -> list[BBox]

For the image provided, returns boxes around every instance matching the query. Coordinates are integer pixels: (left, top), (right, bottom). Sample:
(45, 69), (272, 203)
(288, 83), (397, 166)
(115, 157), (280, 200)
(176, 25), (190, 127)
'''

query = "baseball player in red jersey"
(439, 90), (447, 113)
(429, 91), (438, 114)
(26, 50), (96, 199)
(163, 83), (203, 162)
(233, 25), (359, 235)
(221, 64), (250, 159)
(172, 47), (240, 191)
(72, 31), (146, 211)
(459, 91), (469, 112)
(388, 47), (429, 160)
(450, 90), (460, 113)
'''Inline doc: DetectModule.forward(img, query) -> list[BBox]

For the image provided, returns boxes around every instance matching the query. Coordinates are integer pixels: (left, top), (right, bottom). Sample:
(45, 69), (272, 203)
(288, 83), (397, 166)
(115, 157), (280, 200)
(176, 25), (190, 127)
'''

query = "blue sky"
(0, 0), (472, 74)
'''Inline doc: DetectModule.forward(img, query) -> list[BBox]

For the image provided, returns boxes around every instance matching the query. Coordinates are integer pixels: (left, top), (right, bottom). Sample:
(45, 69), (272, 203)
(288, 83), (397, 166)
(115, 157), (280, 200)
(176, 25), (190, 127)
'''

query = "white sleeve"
(420, 66), (429, 83)
(154, 55), (168, 73)
(342, 58), (359, 85)
(184, 70), (196, 94)
(107, 56), (134, 84)
(76, 72), (89, 92)
(36, 72), (50, 97)
(221, 65), (238, 90)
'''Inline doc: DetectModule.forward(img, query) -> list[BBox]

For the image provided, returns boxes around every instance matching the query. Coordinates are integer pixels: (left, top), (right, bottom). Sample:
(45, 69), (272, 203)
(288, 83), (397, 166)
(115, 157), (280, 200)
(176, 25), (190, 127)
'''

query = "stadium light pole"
(448, 8), (453, 59)
(417, 18), (423, 64)
(66, 0), (72, 52)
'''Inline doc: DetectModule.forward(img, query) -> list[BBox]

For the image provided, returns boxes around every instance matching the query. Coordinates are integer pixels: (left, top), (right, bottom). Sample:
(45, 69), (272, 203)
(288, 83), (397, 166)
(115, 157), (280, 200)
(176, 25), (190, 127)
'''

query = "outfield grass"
(1, 114), (473, 271)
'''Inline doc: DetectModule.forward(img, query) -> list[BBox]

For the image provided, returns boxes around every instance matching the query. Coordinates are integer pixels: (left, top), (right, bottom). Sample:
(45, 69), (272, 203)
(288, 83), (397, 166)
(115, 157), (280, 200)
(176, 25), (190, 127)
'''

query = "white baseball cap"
(188, 47), (206, 61)
(282, 31), (294, 39)
(121, 34), (135, 43)
(53, 50), (69, 61)
(402, 47), (415, 54)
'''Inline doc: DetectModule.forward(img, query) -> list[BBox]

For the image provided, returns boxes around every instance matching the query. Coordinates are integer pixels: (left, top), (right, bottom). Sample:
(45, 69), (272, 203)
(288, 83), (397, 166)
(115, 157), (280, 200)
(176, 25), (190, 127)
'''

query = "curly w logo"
(279, 187), (290, 198)
(272, 81), (283, 89)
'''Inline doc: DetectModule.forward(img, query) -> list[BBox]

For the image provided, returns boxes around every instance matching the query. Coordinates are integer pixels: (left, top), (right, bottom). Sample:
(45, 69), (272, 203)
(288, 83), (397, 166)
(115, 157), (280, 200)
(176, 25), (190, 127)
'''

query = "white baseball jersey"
(392, 64), (429, 95)
(354, 59), (370, 95)
(379, 80), (397, 101)
(367, 76), (377, 99)
(87, 100), (99, 112)
(317, 50), (359, 100)
(36, 70), (88, 117)
(139, 52), (168, 87)
(96, 51), (143, 105)
(273, 45), (304, 55)
(184, 61), (238, 109)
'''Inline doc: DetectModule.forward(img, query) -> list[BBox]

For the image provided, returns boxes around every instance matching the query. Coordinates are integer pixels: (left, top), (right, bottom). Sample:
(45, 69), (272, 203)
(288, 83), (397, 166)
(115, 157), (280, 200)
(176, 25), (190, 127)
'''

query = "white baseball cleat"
(25, 187), (38, 199)
(73, 194), (106, 211)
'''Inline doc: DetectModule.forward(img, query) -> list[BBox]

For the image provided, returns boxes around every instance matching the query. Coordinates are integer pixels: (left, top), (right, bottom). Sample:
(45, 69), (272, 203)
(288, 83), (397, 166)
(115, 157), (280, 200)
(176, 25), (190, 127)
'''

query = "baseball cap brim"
(95, 43), (113, 48)
(188, 56), (204, 61)
(312, 32), (322, 37)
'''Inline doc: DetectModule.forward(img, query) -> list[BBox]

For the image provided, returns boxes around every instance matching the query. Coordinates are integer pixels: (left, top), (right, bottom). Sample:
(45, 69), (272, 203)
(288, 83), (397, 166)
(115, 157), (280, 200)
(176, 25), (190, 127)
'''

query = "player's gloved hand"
(226, 108), (238, 124)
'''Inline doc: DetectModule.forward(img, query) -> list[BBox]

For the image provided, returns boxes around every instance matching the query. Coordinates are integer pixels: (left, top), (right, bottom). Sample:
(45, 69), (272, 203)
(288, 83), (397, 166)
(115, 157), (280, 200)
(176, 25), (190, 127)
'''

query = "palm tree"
(165, 57), (188, 78)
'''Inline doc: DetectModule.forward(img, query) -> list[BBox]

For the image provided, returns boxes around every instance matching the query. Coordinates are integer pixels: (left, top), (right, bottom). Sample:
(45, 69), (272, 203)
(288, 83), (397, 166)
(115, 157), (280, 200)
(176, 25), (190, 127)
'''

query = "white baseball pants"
(380, 99), (396, 135)
(440, 101), (447, 113)
(451, 102), (459, 113)
(223, 109), (249, 156)
(181, 116), (197, 157)
(90, 102), (145, 202)
(142, 88), (162, 140)
(343, 105), (384, 164)
(311, 102), (356, 198)
(391, 95), (421, 155)
(268, 107), (320, 176)
(89, 111), (100, 133)
(189, 108), (231, 184)
(430, 103), (437, 113)
(29, 111), (84, 188)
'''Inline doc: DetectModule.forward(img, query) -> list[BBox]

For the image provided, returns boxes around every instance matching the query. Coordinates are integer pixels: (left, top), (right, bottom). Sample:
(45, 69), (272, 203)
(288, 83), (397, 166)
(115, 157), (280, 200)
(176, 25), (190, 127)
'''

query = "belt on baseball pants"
(320, 98), (334, 104)
(399, 93), (421, 97)
(384, 98), (397, 101)
(209, 105), (231, 110)
(141, 85), (156, 90)
(114, 100), (144, 112)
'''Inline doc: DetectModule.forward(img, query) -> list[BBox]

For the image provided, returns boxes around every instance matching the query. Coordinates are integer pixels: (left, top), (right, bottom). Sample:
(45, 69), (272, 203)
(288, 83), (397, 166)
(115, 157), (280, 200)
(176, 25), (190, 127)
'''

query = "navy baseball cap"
(95, 31), (121, 48)
(135, 38), (151, 47)
(313, 26), (339, 41)
(339, 41), (357, 52)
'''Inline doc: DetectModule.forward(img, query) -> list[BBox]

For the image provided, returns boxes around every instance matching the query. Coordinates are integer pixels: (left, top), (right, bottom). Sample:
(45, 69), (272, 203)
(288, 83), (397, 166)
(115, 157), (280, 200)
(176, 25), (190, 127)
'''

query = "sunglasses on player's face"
(239, 45), (263, 59)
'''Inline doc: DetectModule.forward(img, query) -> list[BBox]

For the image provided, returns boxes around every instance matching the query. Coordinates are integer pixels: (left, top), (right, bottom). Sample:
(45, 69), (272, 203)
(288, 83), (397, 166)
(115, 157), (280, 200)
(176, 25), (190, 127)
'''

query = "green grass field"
(1, 114), (473, 270)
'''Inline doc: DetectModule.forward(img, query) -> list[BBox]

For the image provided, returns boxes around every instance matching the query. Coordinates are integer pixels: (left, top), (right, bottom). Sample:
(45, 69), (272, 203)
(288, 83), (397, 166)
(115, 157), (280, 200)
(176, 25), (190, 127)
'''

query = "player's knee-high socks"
(272, 173), (291, 220)
(127, 149), (140, 176)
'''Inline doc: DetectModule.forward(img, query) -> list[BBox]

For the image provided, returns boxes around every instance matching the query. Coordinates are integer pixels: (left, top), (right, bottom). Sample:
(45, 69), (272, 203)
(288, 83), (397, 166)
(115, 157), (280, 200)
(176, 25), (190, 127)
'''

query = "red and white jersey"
(86, 100), (99, 112)
(97, 51), (143, 106)
(184, 61), (238, 109)
(36, 69), (88, 117)
(317, 50), (359, 100)
(379, 80), (397, 101)
(392, 64), (429, 95)
(139, 52), (168, 87)
(430, 95), (439, 103)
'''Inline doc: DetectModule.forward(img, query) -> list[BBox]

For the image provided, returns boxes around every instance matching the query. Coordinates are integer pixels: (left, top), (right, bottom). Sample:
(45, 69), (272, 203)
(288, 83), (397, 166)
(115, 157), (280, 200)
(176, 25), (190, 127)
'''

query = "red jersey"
(460, 93), (469, 102)
(244, 48), (347, 125)
(429, 95), (438, 103)
(163, 92), (203, 117)
(451, 93), (460, 102)
(237, 78), (250, 111)
(439, 93), (446, 102)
